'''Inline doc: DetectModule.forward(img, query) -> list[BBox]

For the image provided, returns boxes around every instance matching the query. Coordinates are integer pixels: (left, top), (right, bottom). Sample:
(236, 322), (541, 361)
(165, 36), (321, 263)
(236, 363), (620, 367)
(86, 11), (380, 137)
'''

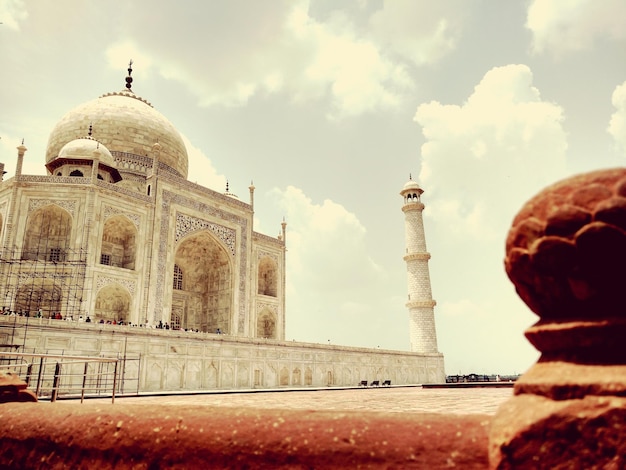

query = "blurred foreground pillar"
(490, 168), (626, 468)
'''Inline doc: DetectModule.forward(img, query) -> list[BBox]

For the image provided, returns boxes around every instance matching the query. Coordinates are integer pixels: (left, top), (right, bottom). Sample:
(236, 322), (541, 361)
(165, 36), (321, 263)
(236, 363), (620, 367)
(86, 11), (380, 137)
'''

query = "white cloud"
(414, 64), (568, 240)
(0, 0), (28, 31)
(526, 0), (626, 55)
(103, 1), (417, 119)
(297, 11), (413, 119)
(271, 185), (383, 288)
(608, 81), (626, 155)
(368, 0), (463, 66)
(269, 185), (388, 344)
(182, 135), (226, 192)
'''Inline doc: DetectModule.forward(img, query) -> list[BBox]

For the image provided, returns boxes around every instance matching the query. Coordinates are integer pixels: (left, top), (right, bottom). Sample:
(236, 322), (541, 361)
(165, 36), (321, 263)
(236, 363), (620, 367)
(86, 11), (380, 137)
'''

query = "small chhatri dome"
(400, 174), (424, 196)
(45, 63), (189, 179)
(57, 136), (114, 165)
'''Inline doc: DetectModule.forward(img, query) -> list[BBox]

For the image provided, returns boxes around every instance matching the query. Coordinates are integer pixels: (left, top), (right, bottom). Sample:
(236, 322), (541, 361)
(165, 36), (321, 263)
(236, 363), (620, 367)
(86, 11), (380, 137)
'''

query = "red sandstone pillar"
(490, 168), (626, 468)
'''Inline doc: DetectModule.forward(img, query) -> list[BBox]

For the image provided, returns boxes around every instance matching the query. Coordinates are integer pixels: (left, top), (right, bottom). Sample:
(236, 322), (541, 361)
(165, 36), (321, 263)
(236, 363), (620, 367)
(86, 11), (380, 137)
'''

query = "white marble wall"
(0, 316), (445, 391)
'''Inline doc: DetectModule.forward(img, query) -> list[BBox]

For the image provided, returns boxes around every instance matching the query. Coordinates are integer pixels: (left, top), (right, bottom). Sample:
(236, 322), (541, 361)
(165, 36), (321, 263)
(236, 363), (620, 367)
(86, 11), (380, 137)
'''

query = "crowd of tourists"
(1, 307), (225, 334)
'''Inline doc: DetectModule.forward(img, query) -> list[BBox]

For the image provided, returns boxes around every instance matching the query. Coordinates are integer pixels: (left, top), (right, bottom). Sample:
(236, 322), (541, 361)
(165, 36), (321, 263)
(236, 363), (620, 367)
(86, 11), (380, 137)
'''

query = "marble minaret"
(401, 176), (439, 354)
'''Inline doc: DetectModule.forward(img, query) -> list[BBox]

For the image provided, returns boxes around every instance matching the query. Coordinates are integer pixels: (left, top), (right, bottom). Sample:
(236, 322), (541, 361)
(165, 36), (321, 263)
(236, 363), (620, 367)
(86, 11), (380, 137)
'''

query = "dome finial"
(409, 173), (412, 180)
(125, 59), (134, 91)
(225, 180), (229, 192)
(88, 122), (93, 137)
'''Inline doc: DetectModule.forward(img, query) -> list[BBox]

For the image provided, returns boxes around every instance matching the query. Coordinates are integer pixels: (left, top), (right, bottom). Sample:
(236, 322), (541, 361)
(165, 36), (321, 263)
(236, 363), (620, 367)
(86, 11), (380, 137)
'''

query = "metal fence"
(0, 352), (140, 403)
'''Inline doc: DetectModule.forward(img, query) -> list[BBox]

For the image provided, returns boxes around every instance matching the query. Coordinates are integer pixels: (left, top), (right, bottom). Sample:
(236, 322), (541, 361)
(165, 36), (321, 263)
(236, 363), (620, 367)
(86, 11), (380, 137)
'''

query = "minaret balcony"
(402, 203), (425, 212)
(406, 299), (437, 309)
(403, 252), (431, 261)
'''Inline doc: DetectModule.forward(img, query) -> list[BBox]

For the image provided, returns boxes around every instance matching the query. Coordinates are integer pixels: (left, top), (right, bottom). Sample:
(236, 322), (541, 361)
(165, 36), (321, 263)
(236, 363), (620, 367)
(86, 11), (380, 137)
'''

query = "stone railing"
(1, 168), (625, 468)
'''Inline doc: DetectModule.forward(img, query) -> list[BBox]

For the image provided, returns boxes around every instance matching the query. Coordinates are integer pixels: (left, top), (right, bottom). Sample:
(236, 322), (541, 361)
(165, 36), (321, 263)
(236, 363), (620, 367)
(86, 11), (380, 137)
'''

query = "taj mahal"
(0, 64), (444, 391)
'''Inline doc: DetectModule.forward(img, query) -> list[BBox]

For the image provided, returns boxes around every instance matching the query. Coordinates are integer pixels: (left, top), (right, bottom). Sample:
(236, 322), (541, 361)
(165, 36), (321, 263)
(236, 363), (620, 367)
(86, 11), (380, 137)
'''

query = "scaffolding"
(0, 247), (88, 319)
(0, 203), (90, 320)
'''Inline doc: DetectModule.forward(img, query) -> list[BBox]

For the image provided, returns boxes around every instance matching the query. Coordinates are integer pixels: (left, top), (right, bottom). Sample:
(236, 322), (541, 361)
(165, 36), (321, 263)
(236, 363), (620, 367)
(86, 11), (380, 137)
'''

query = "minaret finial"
(225, 180), (229, 192)
(21, 138), (24, 145)
(88, 123), (93, 137)
(125, 59), (134, 90)
(409, 173), (412, 180)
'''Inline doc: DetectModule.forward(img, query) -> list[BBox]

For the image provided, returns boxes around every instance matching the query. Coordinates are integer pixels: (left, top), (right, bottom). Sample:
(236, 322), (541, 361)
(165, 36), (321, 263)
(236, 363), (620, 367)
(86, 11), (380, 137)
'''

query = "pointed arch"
(22, 204), (72, 261)
(292, 367), (302, 386)
(256, 308), (276, 339)
(258, 256), (277, 297)
(172, 230), (233, 333)
(94, 283), (132, 323)
(100, 215), (137, 270)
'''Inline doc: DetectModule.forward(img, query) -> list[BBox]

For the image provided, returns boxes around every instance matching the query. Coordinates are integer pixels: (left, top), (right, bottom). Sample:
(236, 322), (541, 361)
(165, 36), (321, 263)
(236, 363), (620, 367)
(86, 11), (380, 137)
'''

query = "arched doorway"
(94, 283), (132, 323)
(172, 231), (232, 333)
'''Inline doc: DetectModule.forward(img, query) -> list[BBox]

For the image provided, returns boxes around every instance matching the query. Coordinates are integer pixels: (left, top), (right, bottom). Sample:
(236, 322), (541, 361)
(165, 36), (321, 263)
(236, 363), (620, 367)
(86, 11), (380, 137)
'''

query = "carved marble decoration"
(96, 276), (136, 295)
(175, 213), (236, 256)
(19, 175), (91, 185)
(103, 205), (141, 230)
(256, 301), (278, 315)
(257, 250), (279, 264)
(28, 199), (77, 217)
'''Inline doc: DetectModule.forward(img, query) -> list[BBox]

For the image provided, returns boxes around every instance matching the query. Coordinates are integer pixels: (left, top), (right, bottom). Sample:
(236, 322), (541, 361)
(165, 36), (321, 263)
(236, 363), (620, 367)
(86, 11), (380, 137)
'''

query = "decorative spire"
(409, 173), (412, 180)
(88, 123), (93, 138)
(281, 217), (287, 244)
(225, 180), (229, 192)
(125, 59), (133, 91)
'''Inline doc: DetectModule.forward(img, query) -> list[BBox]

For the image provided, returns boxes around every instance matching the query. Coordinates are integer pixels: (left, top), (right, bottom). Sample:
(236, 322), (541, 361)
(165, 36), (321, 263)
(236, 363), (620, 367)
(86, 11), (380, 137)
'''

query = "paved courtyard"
(89, 386), (513, 415)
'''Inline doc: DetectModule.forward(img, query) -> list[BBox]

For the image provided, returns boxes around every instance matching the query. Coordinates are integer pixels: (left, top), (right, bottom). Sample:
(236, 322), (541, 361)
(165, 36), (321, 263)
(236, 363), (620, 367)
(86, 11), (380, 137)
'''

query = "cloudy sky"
(1, 0), (625, 375)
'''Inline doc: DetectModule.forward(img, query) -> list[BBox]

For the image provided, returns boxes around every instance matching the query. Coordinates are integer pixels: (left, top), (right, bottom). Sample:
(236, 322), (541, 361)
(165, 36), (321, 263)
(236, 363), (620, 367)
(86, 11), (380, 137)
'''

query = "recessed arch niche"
(100, 215), (137, 270)
(258, 256), (277, 297)
(22, 204), (72, 261)
(94, 283), (131, 323)
(256, 308), (276, 339)
(172, 230), (233, 333)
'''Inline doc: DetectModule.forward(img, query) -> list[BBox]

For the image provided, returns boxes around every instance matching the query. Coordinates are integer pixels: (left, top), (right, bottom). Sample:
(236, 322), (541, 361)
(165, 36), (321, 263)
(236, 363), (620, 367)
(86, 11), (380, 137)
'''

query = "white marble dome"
(46, 90), (188, 178)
